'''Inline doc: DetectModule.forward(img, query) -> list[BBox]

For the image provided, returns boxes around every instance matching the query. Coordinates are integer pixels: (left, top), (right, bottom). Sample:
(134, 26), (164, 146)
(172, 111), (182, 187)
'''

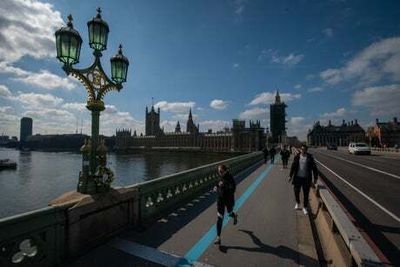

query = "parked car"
(327, 143), (337, 150)
(348, 142), (371, 155)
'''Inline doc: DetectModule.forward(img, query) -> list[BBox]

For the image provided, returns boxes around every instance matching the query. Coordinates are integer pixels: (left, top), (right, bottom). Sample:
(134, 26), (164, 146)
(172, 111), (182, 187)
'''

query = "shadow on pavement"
(218, 229), (319, 266)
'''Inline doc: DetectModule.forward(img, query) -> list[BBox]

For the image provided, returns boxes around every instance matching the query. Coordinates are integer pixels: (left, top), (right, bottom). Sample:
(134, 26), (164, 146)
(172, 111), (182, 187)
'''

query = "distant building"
(307, 120), (365, 146)
(175, 121), (181, 133)
(367, 117), (400, 147)
(24, 134), (89, 151)
(145, 106), (162, 136)
(270, 91), (287, 144)
(20, 117), (33, 142)
(186, 108), (199, 134)
(115, 106), (265, 152)
(286, 136), (302, 147)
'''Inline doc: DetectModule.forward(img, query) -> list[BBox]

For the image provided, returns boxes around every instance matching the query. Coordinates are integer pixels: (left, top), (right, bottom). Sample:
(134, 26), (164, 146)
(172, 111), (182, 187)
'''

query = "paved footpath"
(64, 159), (319, 267)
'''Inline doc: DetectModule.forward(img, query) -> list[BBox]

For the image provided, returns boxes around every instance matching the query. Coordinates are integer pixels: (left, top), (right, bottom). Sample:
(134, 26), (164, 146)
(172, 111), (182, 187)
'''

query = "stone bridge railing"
(135, 152), (263, 222)
(0, 152), (263, 267)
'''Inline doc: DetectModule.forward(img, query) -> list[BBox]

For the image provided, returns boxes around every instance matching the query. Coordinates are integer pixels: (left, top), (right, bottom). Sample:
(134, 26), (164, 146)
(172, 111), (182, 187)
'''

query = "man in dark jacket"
(280, 145), (290, 169)
(269, 146), (276, 164)
(262, 147), (269, 163)
(213, 164), (238, 245)
(289, 144), (318, 215)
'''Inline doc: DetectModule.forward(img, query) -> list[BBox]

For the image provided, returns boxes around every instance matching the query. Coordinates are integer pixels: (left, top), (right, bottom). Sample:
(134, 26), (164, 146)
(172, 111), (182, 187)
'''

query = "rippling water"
(0, 148), (234, 218)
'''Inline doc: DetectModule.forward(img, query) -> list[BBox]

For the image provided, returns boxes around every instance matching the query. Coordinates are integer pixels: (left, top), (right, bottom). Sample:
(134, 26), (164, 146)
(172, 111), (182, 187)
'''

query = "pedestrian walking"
(262, 146), (269, 163)
(289, 144), (318, 215)
(213, 164), (238, 245)
(269, 146), (276, 164)
(280, 145), (290, 169)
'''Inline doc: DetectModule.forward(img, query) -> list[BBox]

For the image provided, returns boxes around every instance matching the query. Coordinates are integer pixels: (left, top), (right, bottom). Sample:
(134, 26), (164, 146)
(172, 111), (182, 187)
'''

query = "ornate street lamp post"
(55, 8), (129, 194)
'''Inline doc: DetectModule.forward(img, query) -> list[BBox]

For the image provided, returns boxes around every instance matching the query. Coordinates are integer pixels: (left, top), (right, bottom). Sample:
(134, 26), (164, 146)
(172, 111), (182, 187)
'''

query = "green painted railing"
(0, 152), (263, 266)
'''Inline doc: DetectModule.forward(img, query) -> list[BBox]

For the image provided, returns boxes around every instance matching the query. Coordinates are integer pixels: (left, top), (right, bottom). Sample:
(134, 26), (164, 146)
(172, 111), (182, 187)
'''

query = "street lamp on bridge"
(55, 8), (130, 194)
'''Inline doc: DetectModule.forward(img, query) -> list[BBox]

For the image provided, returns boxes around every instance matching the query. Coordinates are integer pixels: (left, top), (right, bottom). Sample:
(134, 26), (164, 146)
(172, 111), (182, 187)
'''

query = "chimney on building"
(355, 119), (358, 125)
(376, 118), (379, 124)
(394, 117), (398, 124)
(342, 119), (345, 125)
(328, 120), (331, 126)
(351, 120), (353, 126)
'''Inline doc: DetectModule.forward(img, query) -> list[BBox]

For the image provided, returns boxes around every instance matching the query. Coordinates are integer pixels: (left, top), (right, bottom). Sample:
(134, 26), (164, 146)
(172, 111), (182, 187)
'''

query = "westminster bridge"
(0, 150), (394, 267)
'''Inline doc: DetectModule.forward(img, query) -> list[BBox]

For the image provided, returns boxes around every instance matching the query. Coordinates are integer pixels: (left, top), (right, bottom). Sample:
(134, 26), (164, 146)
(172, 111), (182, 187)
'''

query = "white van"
(348, 142), (371, 155)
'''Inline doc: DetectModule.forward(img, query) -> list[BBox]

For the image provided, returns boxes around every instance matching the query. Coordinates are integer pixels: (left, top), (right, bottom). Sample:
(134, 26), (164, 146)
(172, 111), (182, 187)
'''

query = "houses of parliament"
(115, 92), (289, 152)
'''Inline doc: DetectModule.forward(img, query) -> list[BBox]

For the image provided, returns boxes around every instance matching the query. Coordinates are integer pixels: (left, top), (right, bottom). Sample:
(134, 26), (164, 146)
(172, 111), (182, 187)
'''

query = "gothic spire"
(188, 108), (193, 120)
(275, 90), (281, 104)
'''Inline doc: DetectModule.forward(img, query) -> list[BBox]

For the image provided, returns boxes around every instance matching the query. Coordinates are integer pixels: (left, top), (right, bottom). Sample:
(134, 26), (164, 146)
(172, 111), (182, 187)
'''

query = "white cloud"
(14, 70), (77, 90)
(0, 106), (14, 114)
(233, 0), (246, 17)
(307, 87), (324, 93)
(320, 37), (400, 85)
(0, 62), (77, 90)
(257, 49), (269, 62)
(294, 84), (302, 89)
(289, 117), (305, 126)
(160, 120), (177, 132)
(281, 53), (304, 66)
(154, 101), (195, 114)
(200, 120), (231, 132)
(258, 49), (304, 66)
(322, 28), (333, 38)
(352, 84), (400, 116)
(62, 102), (87, 112)
(239, 107), (269, 120)
(210, 99), (229, 110)
(232, 63), (240, 70)
(10, 92), (64, 109)
(321, 107), (347, 118)
(172, 113), (198, 121)
(0, 84), (12, 97)
(0, 0), (63, 63)
(23, 108), (74, 122)
(0, 106), (19, 135)
(100, 104), (144, 136)
(249, 92), (301, 106)
(287, 117), (311, 141)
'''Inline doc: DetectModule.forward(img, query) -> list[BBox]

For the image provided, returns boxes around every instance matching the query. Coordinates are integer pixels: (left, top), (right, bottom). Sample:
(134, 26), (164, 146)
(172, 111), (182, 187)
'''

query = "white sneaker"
(294, 203), (300, 210)
(302, 208), (308, 215)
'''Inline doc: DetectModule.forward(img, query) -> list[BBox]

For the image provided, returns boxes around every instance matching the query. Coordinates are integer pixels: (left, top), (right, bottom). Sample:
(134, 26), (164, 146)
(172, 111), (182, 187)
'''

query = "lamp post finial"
(67, 14), (73, 27)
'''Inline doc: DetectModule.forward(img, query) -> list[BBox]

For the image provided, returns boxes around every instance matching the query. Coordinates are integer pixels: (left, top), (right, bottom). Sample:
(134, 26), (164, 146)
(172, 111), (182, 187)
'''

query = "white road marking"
(108, 238), (213, 267)
(317, 151), (400, 180)
(315, 159), (400, 223)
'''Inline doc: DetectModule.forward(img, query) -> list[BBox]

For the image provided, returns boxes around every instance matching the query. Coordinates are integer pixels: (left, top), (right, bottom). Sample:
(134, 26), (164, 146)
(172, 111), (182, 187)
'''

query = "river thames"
(0, 148), (235, 218)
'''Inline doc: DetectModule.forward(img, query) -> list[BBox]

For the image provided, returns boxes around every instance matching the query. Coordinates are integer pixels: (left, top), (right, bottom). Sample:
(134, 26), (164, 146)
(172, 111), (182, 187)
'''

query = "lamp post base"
(77, 174), (98, 194)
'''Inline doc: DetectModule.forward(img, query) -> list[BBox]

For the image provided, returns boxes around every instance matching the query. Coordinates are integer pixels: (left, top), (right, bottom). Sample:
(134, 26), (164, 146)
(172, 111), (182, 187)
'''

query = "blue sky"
(1, 0), (400, 140)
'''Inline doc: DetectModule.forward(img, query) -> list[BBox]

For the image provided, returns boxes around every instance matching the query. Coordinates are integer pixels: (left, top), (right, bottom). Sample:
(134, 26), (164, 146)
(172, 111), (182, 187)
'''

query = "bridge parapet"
(134, 152), (263, 221)
(0, 152), (263, 267)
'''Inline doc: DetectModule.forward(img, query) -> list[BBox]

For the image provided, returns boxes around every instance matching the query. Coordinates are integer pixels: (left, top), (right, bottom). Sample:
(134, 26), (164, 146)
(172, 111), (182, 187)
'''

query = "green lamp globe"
(55, 14), (82, 65)
(87, 8), (109, 51)
(110, 44), (129, 84)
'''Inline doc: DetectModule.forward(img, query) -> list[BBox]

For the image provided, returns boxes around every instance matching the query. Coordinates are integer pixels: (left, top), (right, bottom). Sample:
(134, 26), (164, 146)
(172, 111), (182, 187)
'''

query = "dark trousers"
(282, 158), (288, 168)
(216, 196), (234, 236)
(270, 154), (275, 163)
(264, 155), (268, 163)
(293, 177), (311, 208)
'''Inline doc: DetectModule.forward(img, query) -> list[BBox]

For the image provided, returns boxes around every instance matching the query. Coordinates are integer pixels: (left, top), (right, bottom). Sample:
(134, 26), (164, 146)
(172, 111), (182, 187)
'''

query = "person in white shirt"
(289, 144), (318, 215)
